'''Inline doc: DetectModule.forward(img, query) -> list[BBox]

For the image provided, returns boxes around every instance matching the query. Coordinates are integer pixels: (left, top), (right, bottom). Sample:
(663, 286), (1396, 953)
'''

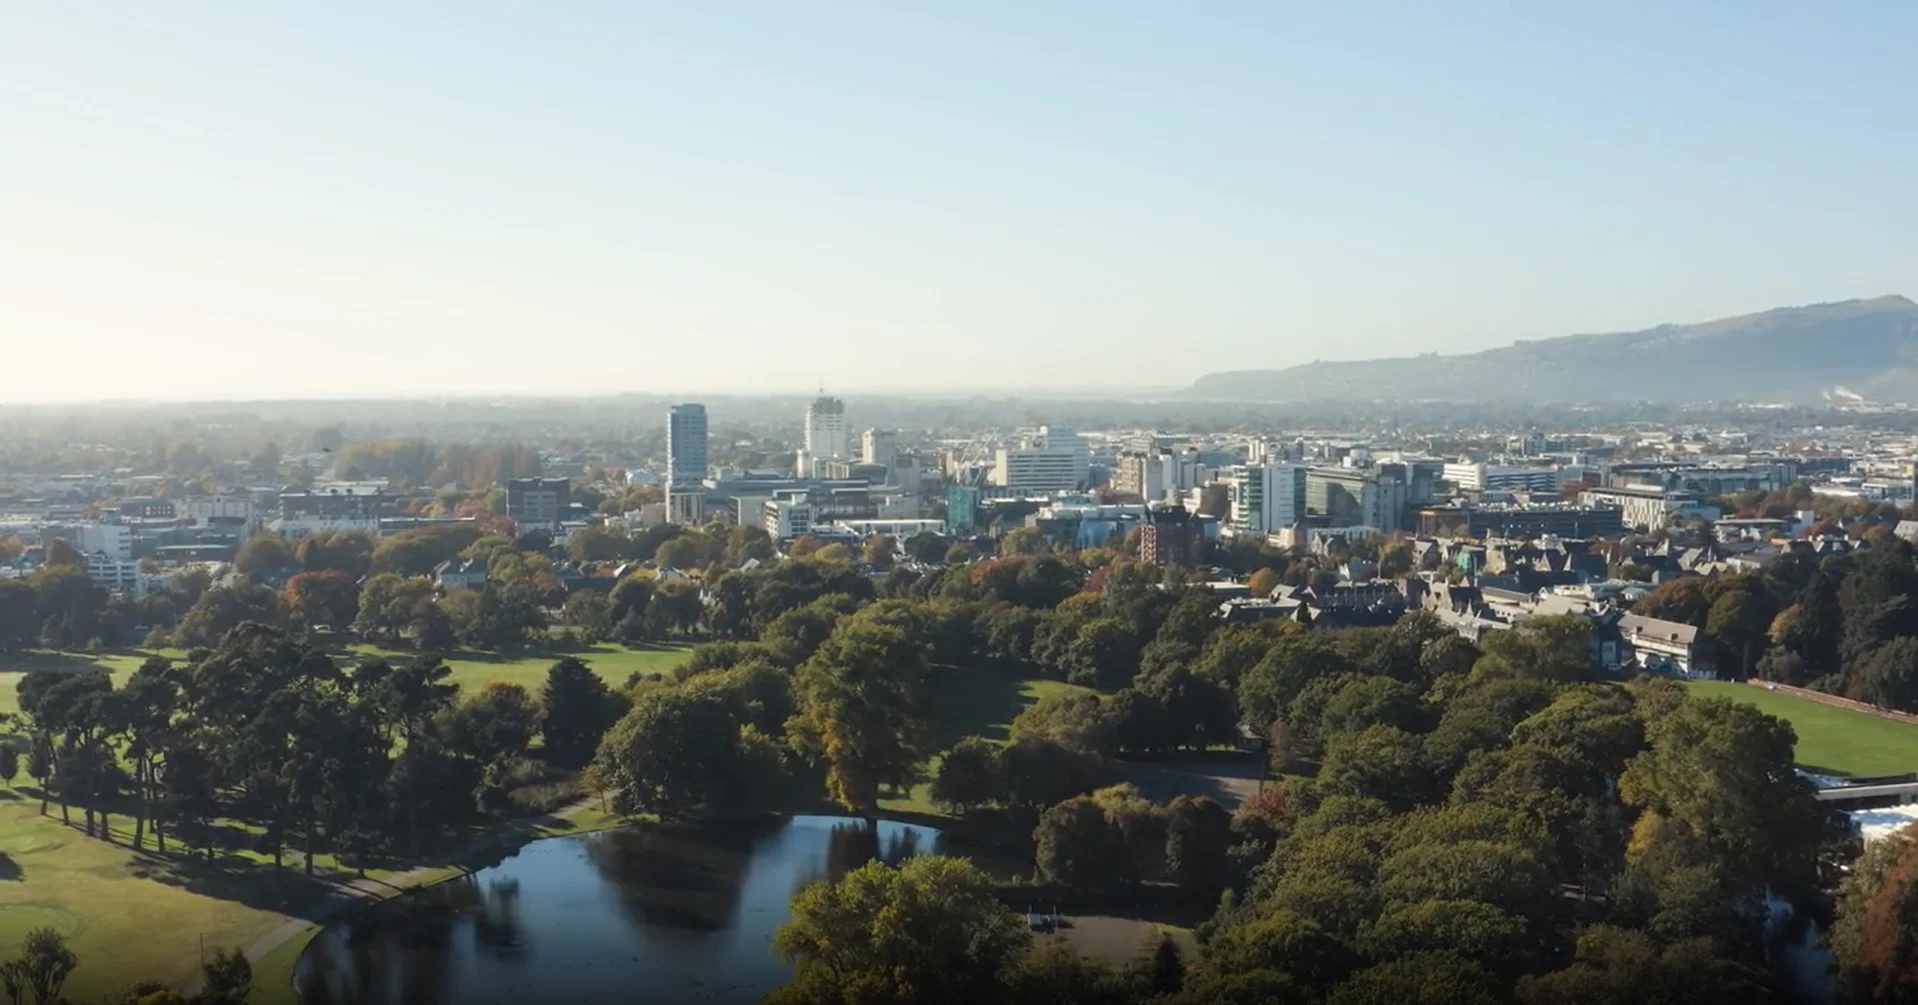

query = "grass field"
(0, 643), (685, 996)
(0, 794), (325, 1001)
(881, 670), (1096, 818)
(0, 643), (693, 722)
(1680, 679), (1918, 778)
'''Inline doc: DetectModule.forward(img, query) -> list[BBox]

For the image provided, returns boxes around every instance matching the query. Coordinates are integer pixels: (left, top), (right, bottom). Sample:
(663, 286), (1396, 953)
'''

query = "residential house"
(435, 558), (489, 590)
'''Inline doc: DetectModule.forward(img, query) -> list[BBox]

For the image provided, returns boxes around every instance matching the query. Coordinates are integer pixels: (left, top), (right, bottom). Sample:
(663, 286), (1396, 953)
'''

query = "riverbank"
(235, 798), (621, 1005)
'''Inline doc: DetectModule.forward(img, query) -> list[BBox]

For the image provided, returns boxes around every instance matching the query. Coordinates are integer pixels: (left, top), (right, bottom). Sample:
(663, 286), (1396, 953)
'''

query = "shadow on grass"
(926, 668), (1032, 747)
(0, 651), (117, 674)
(0, 853), (23, 881)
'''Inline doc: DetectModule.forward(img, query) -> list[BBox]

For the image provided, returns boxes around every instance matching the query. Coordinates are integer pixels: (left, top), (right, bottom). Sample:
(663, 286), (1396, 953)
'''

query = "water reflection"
(294, 816), (944, 1005)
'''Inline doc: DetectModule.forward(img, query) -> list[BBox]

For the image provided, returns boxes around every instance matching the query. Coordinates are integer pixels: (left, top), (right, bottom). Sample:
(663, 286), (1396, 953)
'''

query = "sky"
(4, 3), (1916, 402)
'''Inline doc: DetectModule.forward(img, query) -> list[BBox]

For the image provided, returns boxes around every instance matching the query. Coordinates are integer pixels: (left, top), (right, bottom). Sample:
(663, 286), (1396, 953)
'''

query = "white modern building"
(830, 518), (946, 539)
(1443, 462), (1561, 494)
(1579, 485), (1720, 532)
(991, 427), (1090, 494)
(273, 482), (391, 538)
(861, 428), (899, 471)
(798, 396), (850, 477)
(84, 554), (144, 595)
(182, 495), (259, 537)
(764, 494), (816, 540)
(74, 522), (133, 562)
(1225, 463), (1307, 537)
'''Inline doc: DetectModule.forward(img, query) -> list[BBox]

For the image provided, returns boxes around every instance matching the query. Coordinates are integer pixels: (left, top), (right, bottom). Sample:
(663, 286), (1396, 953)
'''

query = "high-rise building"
(1140, 505), (1207, 568)
(861, 428), (899, 471)
(798, 395), (850, 477)
(506, 477), (570, 532)
(990, 426), (1089, 494)
(1114, 451), (1170, 502)
(1225, 463), (1306, 537)
(666, 404), (709, 491)
(666, 403), (710, 527)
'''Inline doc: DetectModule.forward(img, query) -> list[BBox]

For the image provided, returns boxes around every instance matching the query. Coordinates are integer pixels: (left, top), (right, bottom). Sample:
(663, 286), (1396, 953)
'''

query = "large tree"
(539, 658), (620, 769)
(767, 856), (1030, 1005)
(787, 617), (933, 814)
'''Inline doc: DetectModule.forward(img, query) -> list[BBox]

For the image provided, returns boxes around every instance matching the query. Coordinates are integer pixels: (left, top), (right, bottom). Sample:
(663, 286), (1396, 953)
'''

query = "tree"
(1148, 935), (1185, 995)
(29, 567), (105, 650)
(0, 580), (37, 653)
(23, 740), (50, 812)
(1318, 725), (1433, 810)
(294, 530), (376, 578)
(787, 618), (934, 814)
(42, 538), (83, 571)
(176, 582), (282, 647)
(1247, 567), (1283, 598)
(1634, 577), (1713, 626)
(607, 574), (655, 626)
(1833, 823), (1918, 1000)
(0, 928), (78, 1005)
(767, 856), (1030, 1005)
(1515, 925), (1777, 1005)
(932, 736), (1001, 815)
(566, 525), (633, 564)
(450, 682), (541, 765)
(1617, 696), (1828, 904)
(1002, 527), (1047, 557)
(861, 533), (897, 569)
(371, 657), (458, 857)
(1062, 617), (1136, 691)
(1164, 795), (1234, 895)
(1329, 953), (1501, 1005)
(561, 590), (613, 643)
(594, 686), (783, 818)
(1851, 636), (1918, 713)
(233, 535), (296, 577)
(0, 747), (14, 790)
(198, 947), (254, 1004)
(904, 532), (950, 565)
(1238, 633), (1352, 730)
(282, 570), (359, 630)
(540, 658), (619, 769)
(998, 734), (1104, 815)
(1472, 615), (1591, 684)
(647, 579), (705, 638)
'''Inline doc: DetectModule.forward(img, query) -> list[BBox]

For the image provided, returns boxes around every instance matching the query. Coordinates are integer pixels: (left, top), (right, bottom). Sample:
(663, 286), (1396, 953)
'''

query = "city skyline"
(7, 4), (1916, 402)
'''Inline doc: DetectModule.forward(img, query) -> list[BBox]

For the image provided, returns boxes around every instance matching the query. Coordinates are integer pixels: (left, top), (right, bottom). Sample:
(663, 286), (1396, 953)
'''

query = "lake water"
(293, 816), (945, 1005)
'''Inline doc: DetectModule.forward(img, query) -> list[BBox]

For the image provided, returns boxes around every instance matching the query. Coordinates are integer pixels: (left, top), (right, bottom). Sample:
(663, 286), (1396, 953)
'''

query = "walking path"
(186, 796), (604, 996)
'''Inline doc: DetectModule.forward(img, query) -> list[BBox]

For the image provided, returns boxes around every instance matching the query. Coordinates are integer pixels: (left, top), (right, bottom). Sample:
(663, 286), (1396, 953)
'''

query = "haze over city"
(6, 3), (1917, 402)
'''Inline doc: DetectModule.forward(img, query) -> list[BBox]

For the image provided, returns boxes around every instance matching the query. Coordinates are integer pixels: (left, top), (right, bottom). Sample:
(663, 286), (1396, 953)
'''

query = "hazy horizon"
(6, 3), (1915, 403)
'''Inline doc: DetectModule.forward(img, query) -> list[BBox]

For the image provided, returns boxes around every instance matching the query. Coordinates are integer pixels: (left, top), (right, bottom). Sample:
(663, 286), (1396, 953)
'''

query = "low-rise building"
(434, 558), (490, 590)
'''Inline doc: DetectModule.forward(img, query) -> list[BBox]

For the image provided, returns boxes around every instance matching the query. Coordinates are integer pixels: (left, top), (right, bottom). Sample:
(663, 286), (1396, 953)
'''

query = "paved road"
(186, 797), (603, 997)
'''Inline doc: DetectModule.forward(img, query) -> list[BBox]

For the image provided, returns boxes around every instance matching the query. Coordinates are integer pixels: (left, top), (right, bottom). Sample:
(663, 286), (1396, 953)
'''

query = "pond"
(293, 816), (945, 1005)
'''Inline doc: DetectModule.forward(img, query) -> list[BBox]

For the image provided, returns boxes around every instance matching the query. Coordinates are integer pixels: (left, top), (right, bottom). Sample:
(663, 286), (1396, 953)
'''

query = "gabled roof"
(1618, 612), (1698, 647)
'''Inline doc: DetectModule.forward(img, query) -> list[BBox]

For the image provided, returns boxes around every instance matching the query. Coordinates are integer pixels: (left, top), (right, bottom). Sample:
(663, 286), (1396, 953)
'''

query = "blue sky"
(4, 3), (1914, 400)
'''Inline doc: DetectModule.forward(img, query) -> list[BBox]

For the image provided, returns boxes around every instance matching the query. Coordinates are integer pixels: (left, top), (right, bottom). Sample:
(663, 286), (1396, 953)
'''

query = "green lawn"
(1680, 680), (1918, 778)
(343, 642), (693, 694)
(0, 795), (326, 1001)
(882, 670), (1096, 818)
(0, 643), (693, 722)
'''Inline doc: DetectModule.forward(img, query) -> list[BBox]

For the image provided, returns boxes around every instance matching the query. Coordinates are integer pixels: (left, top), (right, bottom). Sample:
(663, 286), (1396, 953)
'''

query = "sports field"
(1681, 679), (1918, 778)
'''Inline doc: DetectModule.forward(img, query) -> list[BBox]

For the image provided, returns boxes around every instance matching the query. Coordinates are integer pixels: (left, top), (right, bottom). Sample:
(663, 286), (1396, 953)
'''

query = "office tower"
(667, 404), (709, 490)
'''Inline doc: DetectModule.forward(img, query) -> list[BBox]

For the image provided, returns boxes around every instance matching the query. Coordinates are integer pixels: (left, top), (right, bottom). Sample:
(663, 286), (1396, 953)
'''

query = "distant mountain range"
(1187, 295), (1918, 403)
